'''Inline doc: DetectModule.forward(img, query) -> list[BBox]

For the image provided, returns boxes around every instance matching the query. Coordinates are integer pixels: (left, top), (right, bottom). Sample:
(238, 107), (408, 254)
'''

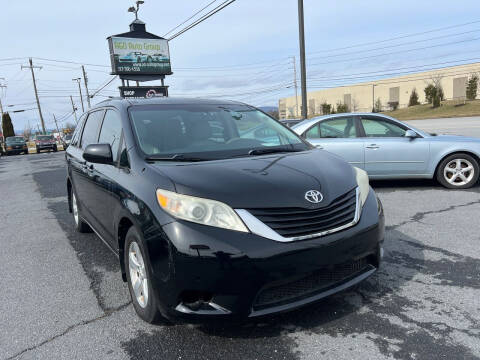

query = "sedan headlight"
(354, 167), (370, 207)
(156, 189), (249, 233)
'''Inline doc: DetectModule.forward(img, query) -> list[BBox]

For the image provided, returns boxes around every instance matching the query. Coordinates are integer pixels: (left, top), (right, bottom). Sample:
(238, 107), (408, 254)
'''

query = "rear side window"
(306, 117), (357, 139)
(98, 110), (122, 162)
(81, 110), (105, 149)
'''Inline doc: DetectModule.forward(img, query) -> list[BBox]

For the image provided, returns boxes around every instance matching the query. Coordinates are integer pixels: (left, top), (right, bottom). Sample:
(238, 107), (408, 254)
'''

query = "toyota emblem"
(305, 190), (323, 204)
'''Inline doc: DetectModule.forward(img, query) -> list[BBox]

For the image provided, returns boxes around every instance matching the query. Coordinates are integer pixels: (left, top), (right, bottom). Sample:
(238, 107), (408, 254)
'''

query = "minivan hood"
(150, 150), (357, 209)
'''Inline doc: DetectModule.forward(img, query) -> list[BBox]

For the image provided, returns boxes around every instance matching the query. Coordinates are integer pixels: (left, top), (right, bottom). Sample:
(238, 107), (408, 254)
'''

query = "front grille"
(253, 258), (371, 309)
(246, 188), (357, 238)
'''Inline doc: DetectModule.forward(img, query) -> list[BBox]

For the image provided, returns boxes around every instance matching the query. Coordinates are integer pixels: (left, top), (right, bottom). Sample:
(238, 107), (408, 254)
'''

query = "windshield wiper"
(248, 147), (302, 156)
(145, 154), (206, 162)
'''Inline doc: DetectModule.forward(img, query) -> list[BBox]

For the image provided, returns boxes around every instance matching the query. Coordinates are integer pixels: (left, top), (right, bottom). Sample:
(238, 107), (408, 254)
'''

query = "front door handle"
(366, 144), (379, 149)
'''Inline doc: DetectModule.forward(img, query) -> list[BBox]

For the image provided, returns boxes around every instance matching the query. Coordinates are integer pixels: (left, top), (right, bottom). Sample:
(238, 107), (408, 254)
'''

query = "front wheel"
(436, 153), (479, 189)
(53, 146), (58, 152)
(125, 227), (163, 324)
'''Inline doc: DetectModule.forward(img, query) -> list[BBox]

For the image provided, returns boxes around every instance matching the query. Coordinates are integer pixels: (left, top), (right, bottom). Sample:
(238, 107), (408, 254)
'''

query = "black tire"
(436, 153), (479, 189)
(71, 187), (92, 233)
(36, 147), (40, 154)
(124, 227), (163, 324)
(53, 146), (58, 152)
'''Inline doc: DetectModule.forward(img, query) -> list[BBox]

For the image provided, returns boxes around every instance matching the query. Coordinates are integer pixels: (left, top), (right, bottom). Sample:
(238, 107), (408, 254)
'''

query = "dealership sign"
(119, 86), (168, 99)
(108, 36), (172, 76)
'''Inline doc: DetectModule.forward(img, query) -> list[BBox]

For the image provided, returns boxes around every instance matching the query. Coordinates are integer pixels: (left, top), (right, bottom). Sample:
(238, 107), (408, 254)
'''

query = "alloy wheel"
(128, 241), (149, 308)
(443, 158), (475, 186)
(72, 193), (79, 226)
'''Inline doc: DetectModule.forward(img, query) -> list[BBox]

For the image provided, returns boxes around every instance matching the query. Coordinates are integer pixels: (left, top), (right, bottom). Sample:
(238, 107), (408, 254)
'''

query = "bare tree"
(23, 124), (32, 140)
(351, 97), (360, 112)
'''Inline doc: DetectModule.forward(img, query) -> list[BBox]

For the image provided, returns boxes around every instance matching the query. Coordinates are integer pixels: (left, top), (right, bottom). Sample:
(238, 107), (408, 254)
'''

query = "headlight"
(156, 189), (249, 233)
(354, 167), (370, 207)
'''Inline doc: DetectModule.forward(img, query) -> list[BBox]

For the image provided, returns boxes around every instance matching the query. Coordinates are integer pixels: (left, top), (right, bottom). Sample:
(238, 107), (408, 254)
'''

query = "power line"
(307, 19), (480, 55)
(168, 0), (236, 41)
(308, 37), (480, 66)
(163, 0), (218, 37)
(307, 28), (480, 61)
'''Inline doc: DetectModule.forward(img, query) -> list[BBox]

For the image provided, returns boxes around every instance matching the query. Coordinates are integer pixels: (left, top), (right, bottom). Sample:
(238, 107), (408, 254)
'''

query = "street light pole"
(297, 0), (308, 120)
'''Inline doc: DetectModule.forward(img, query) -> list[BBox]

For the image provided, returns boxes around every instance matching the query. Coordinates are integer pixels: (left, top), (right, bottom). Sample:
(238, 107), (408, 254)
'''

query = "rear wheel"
(125, 227), (163, 324)
(71, 189), (92, 233)
(436, 153), (479, 189)
(53, 145), (58, 152)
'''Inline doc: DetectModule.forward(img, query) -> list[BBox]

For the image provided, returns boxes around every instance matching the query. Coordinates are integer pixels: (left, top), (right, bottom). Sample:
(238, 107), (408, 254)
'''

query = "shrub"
(408, 88), (420, 106)
(321, 102), (332, 115)
(466, 75), (478, 100)
(424, 83), (444, 108)
(336, 102), (349, 113)
(373, 98), (382, 113)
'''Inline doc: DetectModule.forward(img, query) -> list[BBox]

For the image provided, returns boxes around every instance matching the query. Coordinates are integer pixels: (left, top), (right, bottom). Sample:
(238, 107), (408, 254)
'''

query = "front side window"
(129, 104), (308, 160)
(98, 110), (122, 162)
(361, 117), (406, 137)
(81, 111), (105, 149)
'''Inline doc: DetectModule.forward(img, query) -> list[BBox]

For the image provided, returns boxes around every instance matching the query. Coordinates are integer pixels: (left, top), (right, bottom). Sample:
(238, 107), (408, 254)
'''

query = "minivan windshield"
(129, 104), (309, 160)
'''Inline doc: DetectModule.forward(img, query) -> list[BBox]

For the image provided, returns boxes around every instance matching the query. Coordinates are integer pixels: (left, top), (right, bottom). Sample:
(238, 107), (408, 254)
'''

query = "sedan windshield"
(129, 104), (309, 160)
(6, 136), (25, 143)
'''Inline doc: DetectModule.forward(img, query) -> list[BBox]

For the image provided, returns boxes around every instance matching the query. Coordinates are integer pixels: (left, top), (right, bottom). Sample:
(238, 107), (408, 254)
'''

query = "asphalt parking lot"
(1, 118), (479, 360)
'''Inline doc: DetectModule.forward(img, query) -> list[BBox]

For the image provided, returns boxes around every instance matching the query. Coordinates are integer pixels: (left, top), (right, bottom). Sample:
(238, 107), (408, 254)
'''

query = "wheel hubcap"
(128, 241), (149, 308)
(444, 159), (475, 186)
(72, 193), (79, 225)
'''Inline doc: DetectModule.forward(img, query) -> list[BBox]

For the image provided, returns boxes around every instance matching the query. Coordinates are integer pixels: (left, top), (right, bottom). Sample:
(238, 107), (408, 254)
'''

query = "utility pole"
(0, 79), (6, 118)
(53, 114), (61, 135)
(22, 59), (46, 134)
(297, 0), (308, 120)
(73, 78), (84, 113)
(291, 57), (299, 118)
(372, 84), (376, 112)
(82, 66), (91, 109)
(70, 96), (78, 123)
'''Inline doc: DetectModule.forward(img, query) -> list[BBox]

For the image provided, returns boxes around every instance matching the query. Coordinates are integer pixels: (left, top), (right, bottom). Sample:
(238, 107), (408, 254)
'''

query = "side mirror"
(83, 144), (113, 164)
(405, 130), (418, 138)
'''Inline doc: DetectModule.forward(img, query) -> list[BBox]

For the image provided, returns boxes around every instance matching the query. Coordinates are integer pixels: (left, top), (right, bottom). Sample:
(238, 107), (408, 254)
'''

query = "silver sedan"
(292, 113), (480, 189)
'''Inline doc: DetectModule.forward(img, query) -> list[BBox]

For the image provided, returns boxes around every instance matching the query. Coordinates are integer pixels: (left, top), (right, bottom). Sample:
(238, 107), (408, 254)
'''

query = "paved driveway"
(0, 133), (479, 359)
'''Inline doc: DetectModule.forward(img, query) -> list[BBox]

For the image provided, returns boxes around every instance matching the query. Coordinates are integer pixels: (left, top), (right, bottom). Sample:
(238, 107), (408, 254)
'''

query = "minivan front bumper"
(152, 189), (384, 322)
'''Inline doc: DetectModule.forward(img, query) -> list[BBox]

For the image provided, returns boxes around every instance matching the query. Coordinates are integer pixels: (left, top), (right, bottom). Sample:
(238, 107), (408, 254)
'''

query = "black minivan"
(66, 98), (384, 323)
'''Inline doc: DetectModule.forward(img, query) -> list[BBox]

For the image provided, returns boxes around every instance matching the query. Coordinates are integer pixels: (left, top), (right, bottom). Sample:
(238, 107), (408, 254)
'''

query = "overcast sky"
(1, 0), (479, 130)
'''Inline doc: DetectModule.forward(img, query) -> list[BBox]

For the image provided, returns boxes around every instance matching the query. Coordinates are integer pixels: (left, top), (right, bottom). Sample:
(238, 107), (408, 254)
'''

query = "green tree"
(424, 83), (444, 108)
(321, 102), (332, 115)
(373, 98), (382, 112)
(466, 75), (478, 100)
(408, 88), (420, 106)
(2, 112), (15, 138)
(336, 102), (349, 113)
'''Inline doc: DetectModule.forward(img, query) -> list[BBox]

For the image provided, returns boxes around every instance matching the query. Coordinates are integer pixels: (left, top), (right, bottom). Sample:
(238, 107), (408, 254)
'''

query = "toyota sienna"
(65, 98), (385, 323)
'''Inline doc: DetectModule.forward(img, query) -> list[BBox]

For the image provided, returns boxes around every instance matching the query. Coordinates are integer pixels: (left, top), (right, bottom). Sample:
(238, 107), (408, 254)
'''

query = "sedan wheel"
(128, 241), (149, 308)
(437, 153), (479, 189)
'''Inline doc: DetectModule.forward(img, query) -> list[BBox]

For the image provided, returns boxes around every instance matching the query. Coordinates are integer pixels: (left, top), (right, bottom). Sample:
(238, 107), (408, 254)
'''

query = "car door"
(303, 116), (365, 169)
(91, 109), (124, 245)
(74, 109), (106, 233)
(359, 115), (430, 177)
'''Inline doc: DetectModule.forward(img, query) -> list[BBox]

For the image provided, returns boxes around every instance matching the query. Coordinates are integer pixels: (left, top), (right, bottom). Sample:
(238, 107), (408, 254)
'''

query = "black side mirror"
(83, 144), (113, 164)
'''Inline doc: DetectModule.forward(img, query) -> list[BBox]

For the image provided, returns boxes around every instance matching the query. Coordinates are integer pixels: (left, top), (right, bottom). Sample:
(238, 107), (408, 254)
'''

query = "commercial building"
(279, 62), (480, 119)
